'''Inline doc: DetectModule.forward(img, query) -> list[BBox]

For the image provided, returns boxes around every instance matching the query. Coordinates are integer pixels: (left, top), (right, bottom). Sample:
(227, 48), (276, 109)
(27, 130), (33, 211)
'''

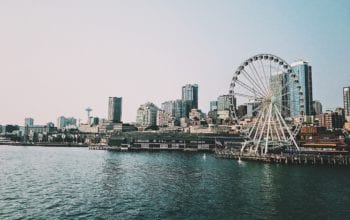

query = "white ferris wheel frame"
(229, 54), (304, 154)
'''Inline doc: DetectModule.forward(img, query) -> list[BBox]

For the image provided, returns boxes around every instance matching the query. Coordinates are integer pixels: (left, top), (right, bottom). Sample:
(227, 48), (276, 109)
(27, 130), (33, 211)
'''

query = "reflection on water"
(1, 146), (350, 219)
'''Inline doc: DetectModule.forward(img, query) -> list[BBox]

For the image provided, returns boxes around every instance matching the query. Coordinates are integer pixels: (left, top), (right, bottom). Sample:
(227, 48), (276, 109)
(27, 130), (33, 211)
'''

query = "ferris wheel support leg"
(274, 105), (300, 151)
(273, 116), (281, 141)
(249, 107), (264, 138)
(241, 141), (247, 153)
(275, 110), (287, 141)
(252, 108), (265, 154)
(265, 103), (273, 155)
(255, 105), (269, 154)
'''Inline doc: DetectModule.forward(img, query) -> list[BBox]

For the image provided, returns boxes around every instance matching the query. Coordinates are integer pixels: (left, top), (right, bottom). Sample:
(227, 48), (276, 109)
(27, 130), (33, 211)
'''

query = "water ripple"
(1, 146), (350, 219)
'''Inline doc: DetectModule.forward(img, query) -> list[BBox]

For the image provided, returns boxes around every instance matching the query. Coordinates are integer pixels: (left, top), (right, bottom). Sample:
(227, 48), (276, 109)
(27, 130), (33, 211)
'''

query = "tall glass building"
(24, 118), (34, 127)
(161, 101), (175, 116)
(217, 95), (232, 111)
(290, 60), (313, 116)
(210, 101), (218, 111)
(313, 100), (323, 115)
(182, 84), (198, 110)
(108, 97), (122, 123)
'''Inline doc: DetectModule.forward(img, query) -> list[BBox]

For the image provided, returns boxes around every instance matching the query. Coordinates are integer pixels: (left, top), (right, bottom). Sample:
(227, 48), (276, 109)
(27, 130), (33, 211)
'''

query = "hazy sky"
(1, 0), (349, 125)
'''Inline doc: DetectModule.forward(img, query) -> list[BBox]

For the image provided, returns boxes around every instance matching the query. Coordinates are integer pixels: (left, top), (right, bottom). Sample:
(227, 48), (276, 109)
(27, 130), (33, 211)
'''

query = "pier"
(215, 149), (350, 166)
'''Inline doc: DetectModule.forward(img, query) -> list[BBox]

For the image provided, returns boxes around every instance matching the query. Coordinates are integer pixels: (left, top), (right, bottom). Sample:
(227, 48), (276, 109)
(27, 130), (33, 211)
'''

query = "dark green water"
(1, 146), (350, 219)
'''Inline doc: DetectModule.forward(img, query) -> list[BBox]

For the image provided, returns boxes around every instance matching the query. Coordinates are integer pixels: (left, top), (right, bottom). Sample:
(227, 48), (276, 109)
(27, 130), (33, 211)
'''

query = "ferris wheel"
(229, 54), (304, 154)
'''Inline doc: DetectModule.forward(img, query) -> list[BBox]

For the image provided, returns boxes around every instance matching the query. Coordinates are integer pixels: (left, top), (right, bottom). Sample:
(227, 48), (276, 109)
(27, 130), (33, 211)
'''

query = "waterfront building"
(156, 110), (174, 127)
(89, 117), (99, 126)
(269, 72), (290, 116)
(210, 101), (218, 111)
(182, 84), (198, 110)
(108, 97), (122, 123)
(344, 86), (350, 121)
(46, 122), (55, 128)
(345, 122), (350, 132)
(217, 110), (231, 121)
(290, 60), (313, 116)
(317, 111), (344, 130)
(246, 101), (260, 118)
(136, 102), (159, 127)
(182, 100), (192, 118)
(335, 107), (345, 126)
(189, 109), (205, 121)
(173, 99), (186, 121)
(57, 116), (77, 129)
(24, 118), (34, 127)
(180, 117), (190, 128)
(313, 100), (323, 115)
(217, 95), (234, 111)
(26, 125), (56, 134)
(78, 124), (99, 133)
(237, 104), (247, 118)
(161, 101), (175, 116)
(207, 110), (218, 124)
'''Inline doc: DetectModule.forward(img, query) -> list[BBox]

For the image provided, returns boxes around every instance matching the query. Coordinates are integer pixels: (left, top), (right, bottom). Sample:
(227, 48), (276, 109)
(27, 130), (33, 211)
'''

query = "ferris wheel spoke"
(280, 77), (299, 94)
(280, 91), (292, 97)
(249, 62), (269, 95)
(241, 69), (268, 96)
(252, 105), (267, 142)
(255, 104), (271, 153)
(239, 104), (262, 120)
(274, 103), (294, 116)
(259, 60), (269, 93)
(274, 110), (287, 140)
(248, 105), (264, 137)
(234, 92), (259, 99)
(234, 79), (265, 98)
(272, 116), (281, 141)
(274, 105), (299, 150)
(247, 64), (269, 95)
(265, 102), (273, 153)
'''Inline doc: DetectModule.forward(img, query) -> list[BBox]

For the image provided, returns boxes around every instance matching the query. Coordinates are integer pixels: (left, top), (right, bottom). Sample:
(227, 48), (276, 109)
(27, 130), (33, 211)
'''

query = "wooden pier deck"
(215, 149), (350, 166)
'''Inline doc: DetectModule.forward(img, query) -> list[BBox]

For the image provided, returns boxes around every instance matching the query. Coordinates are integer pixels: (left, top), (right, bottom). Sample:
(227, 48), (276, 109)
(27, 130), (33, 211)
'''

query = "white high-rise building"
(136, 102), (159, 127)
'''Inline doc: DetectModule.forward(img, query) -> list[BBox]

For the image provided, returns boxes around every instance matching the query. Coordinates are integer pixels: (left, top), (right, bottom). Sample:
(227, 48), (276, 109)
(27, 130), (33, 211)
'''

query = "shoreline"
(0, 142), (88, 148)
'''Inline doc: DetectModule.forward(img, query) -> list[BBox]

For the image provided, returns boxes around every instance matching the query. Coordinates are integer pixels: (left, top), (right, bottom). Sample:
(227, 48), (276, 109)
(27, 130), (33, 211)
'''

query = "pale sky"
(1, 0), (349, 125)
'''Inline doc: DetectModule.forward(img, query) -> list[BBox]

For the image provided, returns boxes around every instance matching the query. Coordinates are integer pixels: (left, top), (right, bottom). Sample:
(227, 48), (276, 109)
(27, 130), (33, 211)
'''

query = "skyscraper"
(290, 60), (313, 116)
(217, 95), (232, 111)
(313, 100), (323, 115)
(210, 101), (218, 111)
(136, 102), (158, 127)
(344, 86), (350, 121)
(24, 118), (34, 127)
(108, 97), (122, 123)
(182, 84), (198, 110)
(173, 99), (184, 121)
(161, 101), (175, 116)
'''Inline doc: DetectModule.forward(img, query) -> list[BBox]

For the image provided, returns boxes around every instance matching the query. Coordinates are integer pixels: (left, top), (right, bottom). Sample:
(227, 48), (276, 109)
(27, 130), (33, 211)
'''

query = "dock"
(215, 149), (350, 166)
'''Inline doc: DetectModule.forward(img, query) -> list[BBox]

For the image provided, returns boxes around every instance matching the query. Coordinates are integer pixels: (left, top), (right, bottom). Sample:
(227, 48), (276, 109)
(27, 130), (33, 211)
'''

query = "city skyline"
(1, 0), (350, 125)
